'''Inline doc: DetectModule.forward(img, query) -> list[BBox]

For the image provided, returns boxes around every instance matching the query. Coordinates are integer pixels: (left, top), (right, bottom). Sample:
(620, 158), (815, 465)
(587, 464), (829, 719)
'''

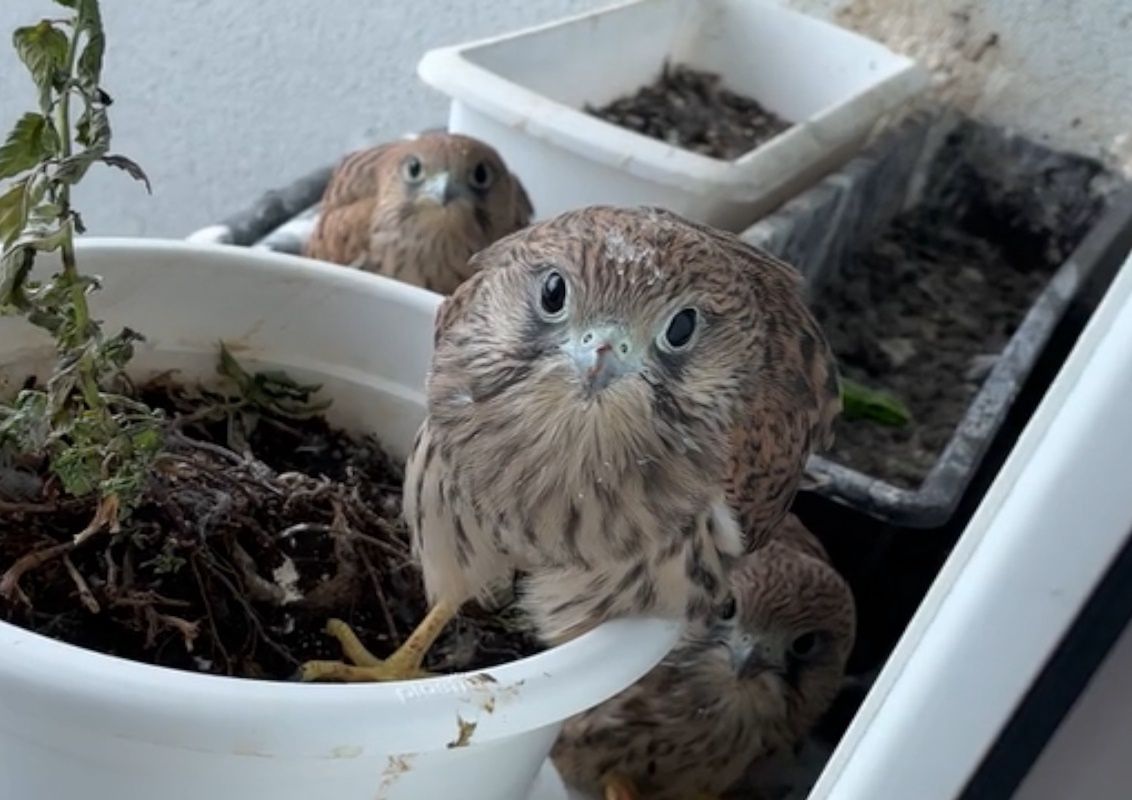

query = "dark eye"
(789, 631), (821, 660)
(539, 270), (567, 320)
(401, 155), (424, 184)
(717, 595), (737, 621)
(469, 161), (494, 190)
(661, 308), (697, 351)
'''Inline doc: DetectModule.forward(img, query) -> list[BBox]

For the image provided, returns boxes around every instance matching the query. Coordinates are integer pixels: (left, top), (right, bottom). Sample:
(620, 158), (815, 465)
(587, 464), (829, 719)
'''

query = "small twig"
(0, 542), (73, 602)
(62, 554), (101, 613)
(166, 429), (245, 466)
(0, 499), (59, 514)
(281, 479), (335, 514)
(73, 493), (120, 547)
(111, 591), (193, 609)
(230, 542), (288, 606)
(171, 401), (242, 430)
(190, 555), (231, 674)
(278, 521), (333, 539)
(203, 551), (297, 668)
(358, 544), (399, 642)
(143, 606), (199, 652)
(102, 545), (119, 599)
(343, 524), (412, 563)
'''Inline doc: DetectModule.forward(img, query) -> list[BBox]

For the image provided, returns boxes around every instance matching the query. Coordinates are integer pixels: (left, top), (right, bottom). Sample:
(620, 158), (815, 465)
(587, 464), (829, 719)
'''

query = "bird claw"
(298, 618), (433, 683)
(602, 774), (640, 800)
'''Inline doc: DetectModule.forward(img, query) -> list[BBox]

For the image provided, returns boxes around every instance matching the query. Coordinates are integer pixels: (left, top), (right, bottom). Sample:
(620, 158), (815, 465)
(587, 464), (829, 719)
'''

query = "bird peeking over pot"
(299, 205), (841, 689)
(552, 528), (856, 800)
(304, 131), (533, 295)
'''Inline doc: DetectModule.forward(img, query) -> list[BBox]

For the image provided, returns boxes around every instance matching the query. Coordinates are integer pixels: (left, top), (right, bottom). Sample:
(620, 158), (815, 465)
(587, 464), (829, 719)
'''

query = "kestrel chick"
(552, 539), (856, 800)
(300, 206), (839, 683)
(304, 132), (533, 294)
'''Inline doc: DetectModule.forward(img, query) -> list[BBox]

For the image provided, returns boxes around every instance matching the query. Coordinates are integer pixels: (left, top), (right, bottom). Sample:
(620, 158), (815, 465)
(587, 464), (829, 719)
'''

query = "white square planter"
(417, 0), (928, 231)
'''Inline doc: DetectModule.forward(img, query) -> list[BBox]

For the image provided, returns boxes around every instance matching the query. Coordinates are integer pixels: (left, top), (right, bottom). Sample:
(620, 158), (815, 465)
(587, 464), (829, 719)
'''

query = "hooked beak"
(566, 326), (633, 394)
(418, 172), (465, 206)
(731, 635), (785, 679)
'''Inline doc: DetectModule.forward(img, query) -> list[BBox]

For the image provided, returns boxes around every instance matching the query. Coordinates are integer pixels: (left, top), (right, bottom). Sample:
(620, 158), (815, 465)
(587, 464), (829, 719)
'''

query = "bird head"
(674, 541), (856, 729)
(377, 132), (531, 235)
(427, 206), (805, 498)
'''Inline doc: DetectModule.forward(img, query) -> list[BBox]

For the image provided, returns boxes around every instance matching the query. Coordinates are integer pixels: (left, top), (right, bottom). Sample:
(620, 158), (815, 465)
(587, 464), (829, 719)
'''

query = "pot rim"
(0, 238), (683, 756)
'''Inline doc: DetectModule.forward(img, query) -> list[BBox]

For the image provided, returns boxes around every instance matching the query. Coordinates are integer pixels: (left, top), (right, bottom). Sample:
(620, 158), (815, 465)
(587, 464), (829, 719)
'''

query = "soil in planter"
(586, 62), (790, 160)
(0, 377), (542, 680)
(811, 124), (1107, 488)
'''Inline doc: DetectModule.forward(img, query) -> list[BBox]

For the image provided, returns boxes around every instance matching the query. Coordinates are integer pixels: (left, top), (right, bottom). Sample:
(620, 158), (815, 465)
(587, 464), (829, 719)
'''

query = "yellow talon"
(602, 774), (639, 800)
(299, 599), (458, 683)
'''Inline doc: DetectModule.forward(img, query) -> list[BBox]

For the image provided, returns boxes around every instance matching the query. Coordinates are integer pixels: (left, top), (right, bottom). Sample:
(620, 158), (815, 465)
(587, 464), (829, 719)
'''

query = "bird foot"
(299, 618), (433, 683)
(602, 775), (640, 800)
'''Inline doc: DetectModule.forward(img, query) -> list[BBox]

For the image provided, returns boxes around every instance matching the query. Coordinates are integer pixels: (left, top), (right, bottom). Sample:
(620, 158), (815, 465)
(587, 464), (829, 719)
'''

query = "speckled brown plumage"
(298, 206), (840, 685)
(407, 206), (841, 644)
(303, 132), (532, 294)
(552, 533), (856, 800)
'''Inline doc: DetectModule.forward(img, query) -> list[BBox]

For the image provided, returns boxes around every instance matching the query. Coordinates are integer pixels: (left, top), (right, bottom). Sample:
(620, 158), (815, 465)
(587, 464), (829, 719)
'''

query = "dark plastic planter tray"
(743, 110), (1132, 528)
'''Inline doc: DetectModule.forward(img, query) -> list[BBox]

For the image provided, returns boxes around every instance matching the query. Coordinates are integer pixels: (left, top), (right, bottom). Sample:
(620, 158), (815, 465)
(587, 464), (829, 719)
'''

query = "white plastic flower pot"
(0, 240), (681, 800)
(417, 0), (928, 232)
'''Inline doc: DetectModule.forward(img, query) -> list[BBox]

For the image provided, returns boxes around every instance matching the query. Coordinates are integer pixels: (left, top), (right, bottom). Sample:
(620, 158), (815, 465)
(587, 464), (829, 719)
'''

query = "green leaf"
(840, 377), (913, 427)
(73, 0), (105, 92)
(0, 113), (56, 180)
(74, 103), (109, 151)
(131, 425), (162, 454)
(216, 341), (254, 393)
(0, 246), (36, 310)
(0, 389), (50, 452)
(26, 307), (65, 333)
(55, 151), (98, 185)
(0, 180), (30, 248)
(13, 22), (70, 108)
(216, 341), (332, 419)
(11, 214), (72, 253)
(96, 326), (144, 371)
(46, 356), (81, 418)
(102, 154), (151, 193)
(51, 441), (101, 496)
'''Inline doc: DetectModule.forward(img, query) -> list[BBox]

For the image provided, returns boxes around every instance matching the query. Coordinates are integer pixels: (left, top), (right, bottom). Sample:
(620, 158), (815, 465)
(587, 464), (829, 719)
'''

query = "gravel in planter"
(0, 374), (542, 680)
(586, 63), (790, 161)
(745, 110), (1132, 525)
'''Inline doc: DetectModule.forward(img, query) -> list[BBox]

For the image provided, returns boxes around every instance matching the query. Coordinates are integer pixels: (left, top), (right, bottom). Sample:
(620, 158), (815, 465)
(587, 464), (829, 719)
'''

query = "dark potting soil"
(0, 378), (542, 680)
(811, 126), (1106, 488)
(586, 63), (790, 160)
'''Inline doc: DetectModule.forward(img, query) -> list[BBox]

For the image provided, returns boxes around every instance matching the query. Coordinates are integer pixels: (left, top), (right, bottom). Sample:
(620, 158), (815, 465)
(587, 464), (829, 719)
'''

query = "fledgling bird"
(300, 206), (840, 683)
(769, 510), (830, 564)
(552, 537), (856, 800)
(304, 131), (533, 294)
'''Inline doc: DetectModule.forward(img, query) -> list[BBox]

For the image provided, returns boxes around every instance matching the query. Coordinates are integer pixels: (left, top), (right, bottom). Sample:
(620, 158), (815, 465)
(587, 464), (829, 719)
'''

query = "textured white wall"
(0, 0), (601, 237)
(784, 0), (1132, 171)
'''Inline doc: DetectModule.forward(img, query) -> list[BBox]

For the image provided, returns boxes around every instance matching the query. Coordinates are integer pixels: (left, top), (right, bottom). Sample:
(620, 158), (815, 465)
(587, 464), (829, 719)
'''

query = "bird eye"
(660, 308), (698, 351)
(789, 631), (822, 660)
(717, 595), (737, 621)
(469, 161), (494, 190)
(539, 270), (568, 320)
(401, 155), (424, 184)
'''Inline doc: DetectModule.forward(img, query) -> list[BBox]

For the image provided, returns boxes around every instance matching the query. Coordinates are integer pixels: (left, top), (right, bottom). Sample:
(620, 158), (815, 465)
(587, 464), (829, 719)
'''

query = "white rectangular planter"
(417, 0), (928, 231)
